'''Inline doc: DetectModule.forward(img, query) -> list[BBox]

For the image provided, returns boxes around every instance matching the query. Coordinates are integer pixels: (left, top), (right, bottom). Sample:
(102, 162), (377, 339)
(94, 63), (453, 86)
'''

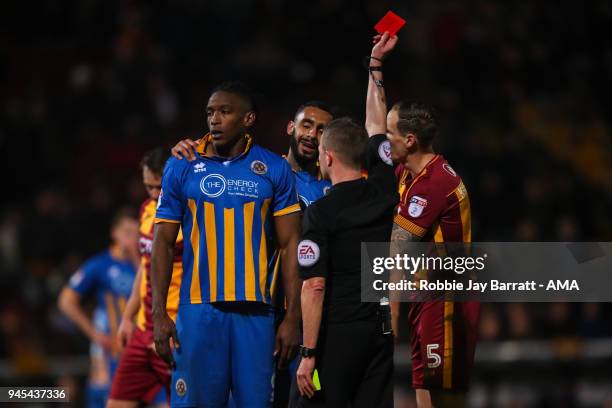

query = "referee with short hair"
(295, 117), (398, 407)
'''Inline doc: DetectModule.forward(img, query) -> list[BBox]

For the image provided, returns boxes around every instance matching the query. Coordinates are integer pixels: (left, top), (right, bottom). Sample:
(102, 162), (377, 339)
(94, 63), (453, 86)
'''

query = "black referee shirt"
(298, 134), (398, 323)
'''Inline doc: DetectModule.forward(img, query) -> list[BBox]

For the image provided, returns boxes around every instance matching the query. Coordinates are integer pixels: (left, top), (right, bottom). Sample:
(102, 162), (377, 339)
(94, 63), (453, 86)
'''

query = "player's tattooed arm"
(389, 223), (421, 337)
(391, 222), (421, 244)
(389, 223), (421, 286)
(365, 32), (398, 137)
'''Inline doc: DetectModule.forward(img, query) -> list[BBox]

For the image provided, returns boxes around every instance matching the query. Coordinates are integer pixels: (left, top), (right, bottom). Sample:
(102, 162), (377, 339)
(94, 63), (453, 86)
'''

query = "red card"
(374, 11), (406, 36)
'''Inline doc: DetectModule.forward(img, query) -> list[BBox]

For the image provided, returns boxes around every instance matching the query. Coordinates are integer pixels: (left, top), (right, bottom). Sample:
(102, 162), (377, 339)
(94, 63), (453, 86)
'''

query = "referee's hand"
(296, 357), (316, 398)
(371, 31), (398, 61)
(153, 313), (180, 369)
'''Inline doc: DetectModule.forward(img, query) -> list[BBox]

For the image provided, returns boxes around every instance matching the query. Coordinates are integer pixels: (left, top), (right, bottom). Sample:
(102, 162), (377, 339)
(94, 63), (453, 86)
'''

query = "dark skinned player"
(151, 82), (302, 407)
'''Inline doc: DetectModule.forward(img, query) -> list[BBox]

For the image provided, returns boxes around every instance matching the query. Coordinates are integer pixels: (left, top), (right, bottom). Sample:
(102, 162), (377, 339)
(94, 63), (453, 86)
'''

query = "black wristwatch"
(300, 345), (316, 358)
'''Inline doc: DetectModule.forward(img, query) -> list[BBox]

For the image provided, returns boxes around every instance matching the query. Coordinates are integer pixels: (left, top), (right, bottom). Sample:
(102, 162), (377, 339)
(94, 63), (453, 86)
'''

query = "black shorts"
(298, 320), (393, 408)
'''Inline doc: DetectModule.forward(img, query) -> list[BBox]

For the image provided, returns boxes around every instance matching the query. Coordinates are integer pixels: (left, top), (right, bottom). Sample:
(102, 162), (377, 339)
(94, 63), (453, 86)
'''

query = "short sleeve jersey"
(294, 170), (331, 209)
(394, 155), (471, 243)
(155, 134), (300, 305)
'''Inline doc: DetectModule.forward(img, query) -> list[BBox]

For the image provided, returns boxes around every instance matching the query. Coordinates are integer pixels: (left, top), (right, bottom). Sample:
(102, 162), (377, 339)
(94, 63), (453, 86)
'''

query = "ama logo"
(297, 240), (320, 267)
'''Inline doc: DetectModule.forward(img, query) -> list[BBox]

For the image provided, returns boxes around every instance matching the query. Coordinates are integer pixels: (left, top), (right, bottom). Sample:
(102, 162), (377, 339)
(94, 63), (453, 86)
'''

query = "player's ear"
(287, 121), (295, 136)
(244, 111), (256, 128)
(405, 132), (417, 149)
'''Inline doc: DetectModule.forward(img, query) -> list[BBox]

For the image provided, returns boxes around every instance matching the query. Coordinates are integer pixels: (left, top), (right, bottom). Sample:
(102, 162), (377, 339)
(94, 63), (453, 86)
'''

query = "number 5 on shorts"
(426, 344), (441, 368)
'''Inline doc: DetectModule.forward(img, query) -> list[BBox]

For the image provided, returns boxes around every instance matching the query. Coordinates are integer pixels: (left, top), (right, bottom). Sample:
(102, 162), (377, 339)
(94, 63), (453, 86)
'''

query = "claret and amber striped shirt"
(394, 154), (471, 243)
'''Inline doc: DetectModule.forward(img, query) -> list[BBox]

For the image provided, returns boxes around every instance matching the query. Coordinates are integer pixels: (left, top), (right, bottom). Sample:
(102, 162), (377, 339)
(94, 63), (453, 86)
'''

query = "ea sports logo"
(378, 140), (392, 165)
(297, 240), (320, 267)
(200, 174), (226, 197)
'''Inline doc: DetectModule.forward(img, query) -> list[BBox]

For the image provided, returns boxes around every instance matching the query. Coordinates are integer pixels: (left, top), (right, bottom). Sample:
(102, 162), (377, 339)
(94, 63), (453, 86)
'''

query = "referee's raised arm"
(364, 32), (400, 197)
(365, 32), (398, 137)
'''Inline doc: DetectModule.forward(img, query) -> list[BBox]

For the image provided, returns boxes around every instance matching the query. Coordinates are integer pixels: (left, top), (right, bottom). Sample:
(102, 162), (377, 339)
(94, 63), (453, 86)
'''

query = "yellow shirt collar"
(196, 133), (253, 157)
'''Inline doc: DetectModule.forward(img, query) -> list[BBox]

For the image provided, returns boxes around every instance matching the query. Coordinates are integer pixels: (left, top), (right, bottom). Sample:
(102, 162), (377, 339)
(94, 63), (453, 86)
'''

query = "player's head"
(387, 101), (437, 162)
(207, 81), (256, 150)
(110, 208), (139, 253)
(318, 117), (368, 179)
(287, 101), (334, 164)
(141, 147), (170, 201)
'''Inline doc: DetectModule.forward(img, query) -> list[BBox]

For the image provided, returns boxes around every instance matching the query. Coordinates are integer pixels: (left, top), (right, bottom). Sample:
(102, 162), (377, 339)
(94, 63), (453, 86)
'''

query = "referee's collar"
(330, 177), (366, 193)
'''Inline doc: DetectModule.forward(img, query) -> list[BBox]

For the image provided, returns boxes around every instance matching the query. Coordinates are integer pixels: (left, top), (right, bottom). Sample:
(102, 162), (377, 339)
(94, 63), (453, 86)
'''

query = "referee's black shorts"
(297, 319), (393, 408)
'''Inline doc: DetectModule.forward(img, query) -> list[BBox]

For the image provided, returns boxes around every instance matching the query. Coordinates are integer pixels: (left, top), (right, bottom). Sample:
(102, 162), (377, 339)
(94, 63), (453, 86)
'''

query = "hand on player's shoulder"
(171, 138), (200, 161)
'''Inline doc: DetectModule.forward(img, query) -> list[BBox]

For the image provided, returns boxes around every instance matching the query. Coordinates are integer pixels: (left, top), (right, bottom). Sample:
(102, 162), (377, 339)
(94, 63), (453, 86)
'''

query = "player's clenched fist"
(153, 312), (180, 369)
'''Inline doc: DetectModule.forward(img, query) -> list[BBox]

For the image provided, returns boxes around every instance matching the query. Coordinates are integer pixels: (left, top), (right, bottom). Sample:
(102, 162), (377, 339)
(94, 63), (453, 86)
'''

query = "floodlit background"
(1, 0), (612, 406)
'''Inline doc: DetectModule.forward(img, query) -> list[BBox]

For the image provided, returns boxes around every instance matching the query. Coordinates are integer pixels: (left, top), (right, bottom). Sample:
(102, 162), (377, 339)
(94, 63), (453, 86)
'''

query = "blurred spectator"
(505, 303), (532, 339)
(479, 303), (502, 341)
(580, 303), (612, 338)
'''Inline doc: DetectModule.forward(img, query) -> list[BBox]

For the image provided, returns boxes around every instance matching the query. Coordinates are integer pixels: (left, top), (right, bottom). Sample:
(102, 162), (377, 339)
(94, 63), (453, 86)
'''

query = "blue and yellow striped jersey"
(294, 169), (330, 209)
(155, 135), (300, 305)
(271, 168), (330, 307)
